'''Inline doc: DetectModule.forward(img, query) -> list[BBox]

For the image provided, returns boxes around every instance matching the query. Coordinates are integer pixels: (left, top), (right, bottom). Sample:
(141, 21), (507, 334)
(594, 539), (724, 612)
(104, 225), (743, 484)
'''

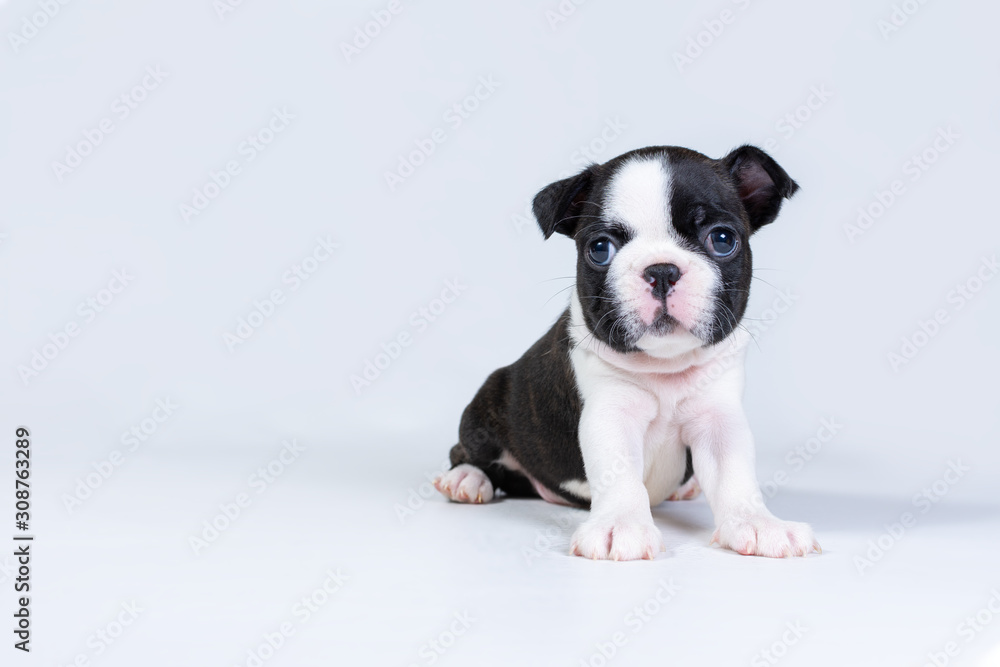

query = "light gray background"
(2, 0), (999, 665)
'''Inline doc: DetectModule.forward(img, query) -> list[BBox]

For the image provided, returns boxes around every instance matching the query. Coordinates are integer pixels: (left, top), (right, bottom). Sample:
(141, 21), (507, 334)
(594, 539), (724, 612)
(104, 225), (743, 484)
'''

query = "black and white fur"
(434, 145), (819, 560)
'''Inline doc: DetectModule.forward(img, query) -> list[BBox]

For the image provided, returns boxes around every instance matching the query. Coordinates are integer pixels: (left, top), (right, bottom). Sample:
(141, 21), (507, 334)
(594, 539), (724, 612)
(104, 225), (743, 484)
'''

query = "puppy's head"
(533, 145), (798, 356)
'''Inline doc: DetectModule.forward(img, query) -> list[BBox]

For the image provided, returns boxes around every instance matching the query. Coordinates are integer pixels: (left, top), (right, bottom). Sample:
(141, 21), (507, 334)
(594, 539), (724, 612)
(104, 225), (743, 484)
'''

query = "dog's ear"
(532, 167), (595, 239)
(721, 145), (799, 232)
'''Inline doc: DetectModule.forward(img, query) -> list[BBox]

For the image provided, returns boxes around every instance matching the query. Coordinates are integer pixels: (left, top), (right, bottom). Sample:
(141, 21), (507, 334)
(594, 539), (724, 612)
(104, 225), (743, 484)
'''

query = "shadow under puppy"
(434, 144), (820, 561)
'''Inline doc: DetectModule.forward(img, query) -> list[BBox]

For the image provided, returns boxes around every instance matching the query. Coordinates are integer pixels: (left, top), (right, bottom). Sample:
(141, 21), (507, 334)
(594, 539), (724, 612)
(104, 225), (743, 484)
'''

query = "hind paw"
(668, 475), (701, 501)
(433, 464), (494, 504)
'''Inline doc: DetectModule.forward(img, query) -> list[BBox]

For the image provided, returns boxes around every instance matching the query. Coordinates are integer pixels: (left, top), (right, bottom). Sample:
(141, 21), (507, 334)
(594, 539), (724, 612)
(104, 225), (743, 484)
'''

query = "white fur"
(559, 479), (591, 500)
(602, 158), (678, 244)
(568, 294), (818, 559)
(567, 156), (818, 560)
(603, 157), (721, 348)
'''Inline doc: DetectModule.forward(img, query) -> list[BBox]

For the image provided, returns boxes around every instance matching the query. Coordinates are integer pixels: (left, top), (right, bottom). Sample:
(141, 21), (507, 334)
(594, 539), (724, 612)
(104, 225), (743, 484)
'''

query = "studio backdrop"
(1, 1), (998, 666)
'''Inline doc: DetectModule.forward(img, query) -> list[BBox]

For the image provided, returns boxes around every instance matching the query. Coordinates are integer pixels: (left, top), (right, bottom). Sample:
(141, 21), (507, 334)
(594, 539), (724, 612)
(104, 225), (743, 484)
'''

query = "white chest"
(640, 393), (689, 505)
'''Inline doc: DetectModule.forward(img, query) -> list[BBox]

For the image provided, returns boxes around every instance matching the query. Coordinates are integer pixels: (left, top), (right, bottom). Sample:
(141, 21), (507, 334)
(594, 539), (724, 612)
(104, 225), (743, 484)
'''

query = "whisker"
(573, 310), (614, 354)
(713, 298), (761, 351)
(544, 284), (576, 306)
(750, 275), (780, 290)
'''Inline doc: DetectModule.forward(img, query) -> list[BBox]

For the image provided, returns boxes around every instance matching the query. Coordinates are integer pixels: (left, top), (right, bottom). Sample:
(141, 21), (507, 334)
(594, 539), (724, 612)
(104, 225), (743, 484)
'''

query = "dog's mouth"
(644, 308), (680, 336)
(582, 299), (697, 354)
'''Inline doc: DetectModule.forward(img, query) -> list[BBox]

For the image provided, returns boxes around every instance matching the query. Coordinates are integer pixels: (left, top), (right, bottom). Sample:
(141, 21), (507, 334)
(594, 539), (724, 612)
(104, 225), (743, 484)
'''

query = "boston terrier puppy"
(434, 145), (819, 561)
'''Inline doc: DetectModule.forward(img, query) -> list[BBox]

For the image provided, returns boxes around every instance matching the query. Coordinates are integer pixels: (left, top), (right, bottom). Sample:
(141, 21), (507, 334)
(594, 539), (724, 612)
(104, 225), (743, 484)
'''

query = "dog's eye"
(588, 238), (617, 266)
(706, 228), (738, 258)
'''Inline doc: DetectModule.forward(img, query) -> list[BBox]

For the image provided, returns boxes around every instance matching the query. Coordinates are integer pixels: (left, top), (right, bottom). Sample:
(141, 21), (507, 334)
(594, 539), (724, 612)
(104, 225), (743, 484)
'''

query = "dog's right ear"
(532, 167), (595, 239)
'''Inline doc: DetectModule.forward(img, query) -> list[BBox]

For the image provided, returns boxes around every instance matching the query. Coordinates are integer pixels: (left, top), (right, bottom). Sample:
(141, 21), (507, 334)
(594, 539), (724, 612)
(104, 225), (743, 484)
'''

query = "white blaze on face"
(602, 157), (721, 349)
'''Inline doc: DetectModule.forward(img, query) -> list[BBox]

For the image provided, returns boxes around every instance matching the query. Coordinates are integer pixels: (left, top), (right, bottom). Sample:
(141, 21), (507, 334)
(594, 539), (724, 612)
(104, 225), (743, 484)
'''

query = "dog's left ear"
(532, 166), (596, 239)
(721, 145), (799, 232)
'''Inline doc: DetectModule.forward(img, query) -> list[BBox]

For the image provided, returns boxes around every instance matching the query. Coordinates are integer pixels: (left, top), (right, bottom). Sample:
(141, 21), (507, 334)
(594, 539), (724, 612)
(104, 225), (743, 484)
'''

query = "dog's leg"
(684, 403), (820, 558)
(434, 369), (538, 504)
(569, 382), (664, 561)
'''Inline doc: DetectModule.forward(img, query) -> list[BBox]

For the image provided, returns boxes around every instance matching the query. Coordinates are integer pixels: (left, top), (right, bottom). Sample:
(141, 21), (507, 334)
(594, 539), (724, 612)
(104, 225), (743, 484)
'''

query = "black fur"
(451, 311), (589, 506)
(448, 145), (797, 503)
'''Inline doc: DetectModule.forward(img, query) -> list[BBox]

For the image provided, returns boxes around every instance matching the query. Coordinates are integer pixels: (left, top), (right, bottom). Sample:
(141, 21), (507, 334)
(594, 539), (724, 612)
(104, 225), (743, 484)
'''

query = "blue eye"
(706, 228), (738, 257)
(588, 238), (617, 266)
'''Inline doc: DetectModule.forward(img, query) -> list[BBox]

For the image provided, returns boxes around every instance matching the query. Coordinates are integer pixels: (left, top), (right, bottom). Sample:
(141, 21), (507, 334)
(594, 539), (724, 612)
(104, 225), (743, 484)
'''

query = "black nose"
(643, 263), (681, 300)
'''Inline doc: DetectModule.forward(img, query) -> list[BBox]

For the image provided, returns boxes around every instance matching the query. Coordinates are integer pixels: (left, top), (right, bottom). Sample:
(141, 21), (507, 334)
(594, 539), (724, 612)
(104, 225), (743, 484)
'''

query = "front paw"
(712, 514), (820, 558)
(570, 514), (664, 561)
